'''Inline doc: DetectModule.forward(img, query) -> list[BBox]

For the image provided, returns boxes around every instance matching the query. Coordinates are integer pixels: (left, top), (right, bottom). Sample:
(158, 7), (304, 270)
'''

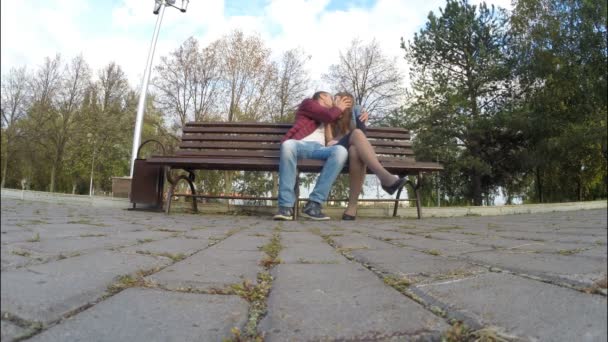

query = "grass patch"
(26, 219), (48, 225)
(26, 233), (40, 243)
(229, 228), (282, 340)
(441, 321), (520, 342)
(107, 269), (158, 295)
(154, 228), (182, 233)
(259, 231), (283, 268)
(80, 233), (106, 238)
(558, 248), (585, 256)
(229, 271), (273, 340)
(137, 238), (155, 244)
(423, 249), (441, 256)
(11, 250), (31, 257)
(441, 321), (470, 342)
(383, 275), (412, 292)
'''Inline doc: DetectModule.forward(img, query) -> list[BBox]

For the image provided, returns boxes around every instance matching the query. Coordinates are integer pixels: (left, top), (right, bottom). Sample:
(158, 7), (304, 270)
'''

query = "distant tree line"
(1, 0), (606, 206)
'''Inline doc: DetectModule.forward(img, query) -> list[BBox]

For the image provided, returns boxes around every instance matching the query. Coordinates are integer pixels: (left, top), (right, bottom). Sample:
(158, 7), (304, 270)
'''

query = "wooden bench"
(146, 122), (443, 219)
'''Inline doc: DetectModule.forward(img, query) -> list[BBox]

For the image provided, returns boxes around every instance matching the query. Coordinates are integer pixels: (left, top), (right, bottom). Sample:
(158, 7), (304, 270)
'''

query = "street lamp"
(87, 133), (96, 197)
(129, 0), (189, 178)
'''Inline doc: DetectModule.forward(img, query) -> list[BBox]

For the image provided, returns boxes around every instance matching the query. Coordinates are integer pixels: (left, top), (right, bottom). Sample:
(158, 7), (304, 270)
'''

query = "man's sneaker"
(273, 206), (293, 221)
(301, 201), (330, 221)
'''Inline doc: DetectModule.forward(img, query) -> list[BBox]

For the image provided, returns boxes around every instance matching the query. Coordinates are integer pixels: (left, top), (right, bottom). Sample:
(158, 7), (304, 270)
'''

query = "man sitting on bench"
(273, 91), (352, 221)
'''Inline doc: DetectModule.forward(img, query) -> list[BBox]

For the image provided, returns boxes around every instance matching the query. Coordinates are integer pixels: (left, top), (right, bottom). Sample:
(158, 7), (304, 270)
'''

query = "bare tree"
(323, 38), (404, 117)
(23, 55), (64, 191)
(45, 55), (91, 192)
(1, 67), (31, 188)
(216, 30), (275, 122)
(272, 48), (311, 122)
(153, 37), (221, 130)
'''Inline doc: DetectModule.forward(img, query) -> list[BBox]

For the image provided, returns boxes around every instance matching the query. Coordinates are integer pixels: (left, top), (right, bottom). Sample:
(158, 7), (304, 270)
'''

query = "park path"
(1, 198), (606, 341)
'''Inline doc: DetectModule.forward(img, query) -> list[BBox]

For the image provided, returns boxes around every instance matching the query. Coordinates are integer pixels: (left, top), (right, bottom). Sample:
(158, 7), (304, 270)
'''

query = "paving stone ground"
(1, 197), (606, 341)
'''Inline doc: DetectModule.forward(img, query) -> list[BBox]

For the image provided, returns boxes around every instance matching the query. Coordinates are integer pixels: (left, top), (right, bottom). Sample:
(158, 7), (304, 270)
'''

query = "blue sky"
(1, 0), (511, 88)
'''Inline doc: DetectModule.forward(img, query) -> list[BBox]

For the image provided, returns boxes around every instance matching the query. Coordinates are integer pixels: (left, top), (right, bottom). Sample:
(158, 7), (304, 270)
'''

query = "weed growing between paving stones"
(79, 233), (106, 238)
(1, 311), (43, 341)
(26, 233), (40, 242)
(383, 275), (412, 292)
(228, 228), (283, 341)
(11, 250), (31, 257)
(442, 321), (520, 342)
(106, 269), (159, 295)
(557, 248), (586, 255)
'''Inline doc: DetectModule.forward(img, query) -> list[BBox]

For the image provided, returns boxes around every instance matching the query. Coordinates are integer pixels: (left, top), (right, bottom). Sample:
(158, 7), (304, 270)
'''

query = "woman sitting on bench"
(325, 92), (407, 220)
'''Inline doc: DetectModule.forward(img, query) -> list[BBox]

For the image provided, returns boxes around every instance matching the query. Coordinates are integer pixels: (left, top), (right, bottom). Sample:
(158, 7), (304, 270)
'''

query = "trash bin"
(130, 139), (165, 210)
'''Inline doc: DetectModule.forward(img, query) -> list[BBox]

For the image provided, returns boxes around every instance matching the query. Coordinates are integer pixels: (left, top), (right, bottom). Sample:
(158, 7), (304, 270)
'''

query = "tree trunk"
(271, 172), (278, 197)
(472, 173), (483, 206)
(535, 167), (544, 203)
(49, 164), (56, 193)
(471, 168), (483, 206)
(1, 155), (8, 188)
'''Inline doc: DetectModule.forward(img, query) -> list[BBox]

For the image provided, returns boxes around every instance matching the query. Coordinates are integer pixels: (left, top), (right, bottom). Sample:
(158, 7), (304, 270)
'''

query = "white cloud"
(2, 0), (512, 90)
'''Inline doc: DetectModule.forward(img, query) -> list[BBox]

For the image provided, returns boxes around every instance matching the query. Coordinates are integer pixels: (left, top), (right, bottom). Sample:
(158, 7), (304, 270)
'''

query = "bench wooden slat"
(183, 127), (289, 135)
(182, 130), (410, 140)
(184, 122), (409, 134)
(147, 156), (442, 173)
(182, 134), (283, 142)
(181, 136), (413, 146)
(179, 142), (280, 150)
(164, 151), (413, 162)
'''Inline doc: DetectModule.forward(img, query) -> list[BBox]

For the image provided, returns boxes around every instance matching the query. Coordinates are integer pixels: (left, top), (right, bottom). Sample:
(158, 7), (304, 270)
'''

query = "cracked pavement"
(1, 198), (606, 341)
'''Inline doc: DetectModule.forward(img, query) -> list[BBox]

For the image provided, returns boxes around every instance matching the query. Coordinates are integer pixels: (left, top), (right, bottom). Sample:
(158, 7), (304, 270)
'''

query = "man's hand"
(334, 96), (352, 111)
(359, 108), (369, 123)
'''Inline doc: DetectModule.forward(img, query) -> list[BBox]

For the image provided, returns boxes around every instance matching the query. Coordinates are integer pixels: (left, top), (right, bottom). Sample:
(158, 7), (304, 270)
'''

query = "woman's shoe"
(382, 177), (408, 195)
(342, 213), (356, 221)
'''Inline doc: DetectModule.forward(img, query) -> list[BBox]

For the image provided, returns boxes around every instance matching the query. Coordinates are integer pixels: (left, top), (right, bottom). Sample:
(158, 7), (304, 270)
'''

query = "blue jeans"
(278, 139), (348, 207)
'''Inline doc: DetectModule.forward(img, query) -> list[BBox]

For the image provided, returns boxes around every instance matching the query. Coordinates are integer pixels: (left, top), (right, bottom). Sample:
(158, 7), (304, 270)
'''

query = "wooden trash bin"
(130, 140), (165, 210)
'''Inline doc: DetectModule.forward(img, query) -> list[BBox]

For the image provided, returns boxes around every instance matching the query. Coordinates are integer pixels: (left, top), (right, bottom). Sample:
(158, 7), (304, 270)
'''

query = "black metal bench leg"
(165, 168), (177, 215)
(414, 174), (423, 219)
(293, 171), (300, 221)
(393, 186), (404, 217)
(401, 174), (423, 219)
(186, 169), (198, 213)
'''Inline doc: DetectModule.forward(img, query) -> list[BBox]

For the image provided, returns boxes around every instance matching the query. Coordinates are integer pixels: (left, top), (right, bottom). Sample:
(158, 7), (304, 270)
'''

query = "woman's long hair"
(333, 91), (355, 137)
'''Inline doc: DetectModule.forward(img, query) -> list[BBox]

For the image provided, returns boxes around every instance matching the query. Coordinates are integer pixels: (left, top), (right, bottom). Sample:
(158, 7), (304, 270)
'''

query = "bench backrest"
(176, 122), (414, 162)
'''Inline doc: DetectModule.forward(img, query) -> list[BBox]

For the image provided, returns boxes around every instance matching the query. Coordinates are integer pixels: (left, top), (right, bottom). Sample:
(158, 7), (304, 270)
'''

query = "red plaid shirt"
(281, 99), (342, 143)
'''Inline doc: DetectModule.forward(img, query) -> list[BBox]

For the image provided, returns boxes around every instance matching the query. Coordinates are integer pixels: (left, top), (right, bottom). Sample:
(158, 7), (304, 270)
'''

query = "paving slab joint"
(1, 311), (43, 341)
(460, 258), (608, 297)
(311, 226), (529, 342)
(226, 226), (283, 341)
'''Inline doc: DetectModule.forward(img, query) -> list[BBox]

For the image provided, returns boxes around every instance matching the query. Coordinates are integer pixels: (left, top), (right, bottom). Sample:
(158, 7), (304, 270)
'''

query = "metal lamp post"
(129, 0), (189, 177)
(87, 133), (96, 197)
